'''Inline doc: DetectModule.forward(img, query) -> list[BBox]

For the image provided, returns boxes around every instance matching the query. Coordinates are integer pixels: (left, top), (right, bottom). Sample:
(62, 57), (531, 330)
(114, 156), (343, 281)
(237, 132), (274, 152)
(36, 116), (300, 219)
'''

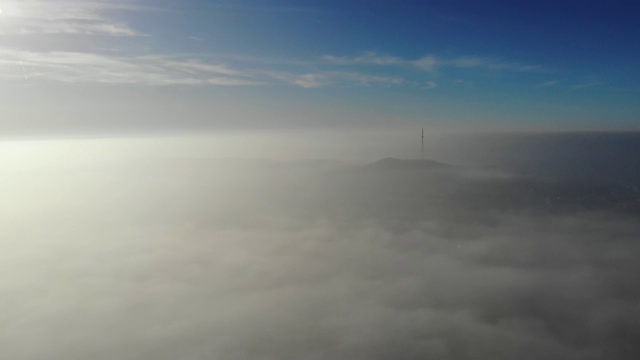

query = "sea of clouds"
(2, 135), (640, 360)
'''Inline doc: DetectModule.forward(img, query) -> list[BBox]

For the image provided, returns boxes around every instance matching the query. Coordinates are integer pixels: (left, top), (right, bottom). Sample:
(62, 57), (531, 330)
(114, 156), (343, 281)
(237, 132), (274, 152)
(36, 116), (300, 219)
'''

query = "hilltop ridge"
(366, 158), (449, 170)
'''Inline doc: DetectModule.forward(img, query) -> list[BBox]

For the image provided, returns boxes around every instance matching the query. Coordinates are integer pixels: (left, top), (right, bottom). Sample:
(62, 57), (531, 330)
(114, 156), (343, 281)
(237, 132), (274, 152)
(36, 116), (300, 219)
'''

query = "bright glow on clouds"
(0, 0), (143, 36)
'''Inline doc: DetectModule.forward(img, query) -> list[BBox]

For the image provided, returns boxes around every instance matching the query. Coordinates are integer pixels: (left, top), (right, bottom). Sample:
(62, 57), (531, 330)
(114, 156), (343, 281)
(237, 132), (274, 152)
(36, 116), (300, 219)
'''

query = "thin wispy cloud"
(0, 49), (258, 86)
(323, 52), (403, 66)
(423, 81), (438, 89)
(447, 57), (550, 73)
(167, 61), (242, 77)
(535, 80), (560, 88)
(0, 0), (148, 36)
(322, 71), (404, 87)
(571, 81), (600, 90)
(413, 55), (440, 71)
(261, 70), (404, 88)
(293, 74), (324, 88)
(324, 51), (550, 73)
(0, 18), (139, 36)
(204, 3), (322, 15)
(0, 48), (408, 88)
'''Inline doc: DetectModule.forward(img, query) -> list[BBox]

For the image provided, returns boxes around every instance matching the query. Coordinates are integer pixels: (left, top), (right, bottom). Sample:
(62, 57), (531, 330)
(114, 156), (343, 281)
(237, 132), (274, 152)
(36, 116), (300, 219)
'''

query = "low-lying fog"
(2, 132), (640, 360)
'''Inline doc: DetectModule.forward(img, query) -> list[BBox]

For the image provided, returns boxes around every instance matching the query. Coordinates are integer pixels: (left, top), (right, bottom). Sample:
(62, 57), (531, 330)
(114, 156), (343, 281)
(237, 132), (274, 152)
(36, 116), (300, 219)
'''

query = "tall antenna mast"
(421, 128), (424, 160)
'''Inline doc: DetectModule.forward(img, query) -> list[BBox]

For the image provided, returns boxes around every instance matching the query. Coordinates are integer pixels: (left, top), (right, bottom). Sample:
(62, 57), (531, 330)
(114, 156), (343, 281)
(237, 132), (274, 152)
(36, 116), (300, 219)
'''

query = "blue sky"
(0, 0), (638, 136)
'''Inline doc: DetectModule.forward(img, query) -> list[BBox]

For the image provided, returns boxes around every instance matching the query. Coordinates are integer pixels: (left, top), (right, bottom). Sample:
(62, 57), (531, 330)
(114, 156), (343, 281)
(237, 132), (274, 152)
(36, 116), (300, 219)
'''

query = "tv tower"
(421, 128), (424, 160)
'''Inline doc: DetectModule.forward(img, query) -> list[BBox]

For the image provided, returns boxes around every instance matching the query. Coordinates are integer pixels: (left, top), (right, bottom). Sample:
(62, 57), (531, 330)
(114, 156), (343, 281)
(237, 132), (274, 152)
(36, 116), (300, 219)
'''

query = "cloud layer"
(1, 142), (640, 360)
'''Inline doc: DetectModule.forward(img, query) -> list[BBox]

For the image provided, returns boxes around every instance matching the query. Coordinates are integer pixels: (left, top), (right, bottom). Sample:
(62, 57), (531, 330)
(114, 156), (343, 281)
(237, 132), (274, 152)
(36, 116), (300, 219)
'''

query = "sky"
(0, 0), (639, 136)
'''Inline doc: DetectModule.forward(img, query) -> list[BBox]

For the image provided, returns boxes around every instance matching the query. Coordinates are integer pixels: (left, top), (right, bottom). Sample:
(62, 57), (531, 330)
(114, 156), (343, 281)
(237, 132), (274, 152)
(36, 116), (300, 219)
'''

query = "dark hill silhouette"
(365, 158), (449, 171)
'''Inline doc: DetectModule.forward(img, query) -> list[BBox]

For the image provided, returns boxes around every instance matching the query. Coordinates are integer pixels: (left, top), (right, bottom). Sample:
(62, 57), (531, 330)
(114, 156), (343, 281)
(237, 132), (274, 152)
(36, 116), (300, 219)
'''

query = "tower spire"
(421, 128), (424, 160)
